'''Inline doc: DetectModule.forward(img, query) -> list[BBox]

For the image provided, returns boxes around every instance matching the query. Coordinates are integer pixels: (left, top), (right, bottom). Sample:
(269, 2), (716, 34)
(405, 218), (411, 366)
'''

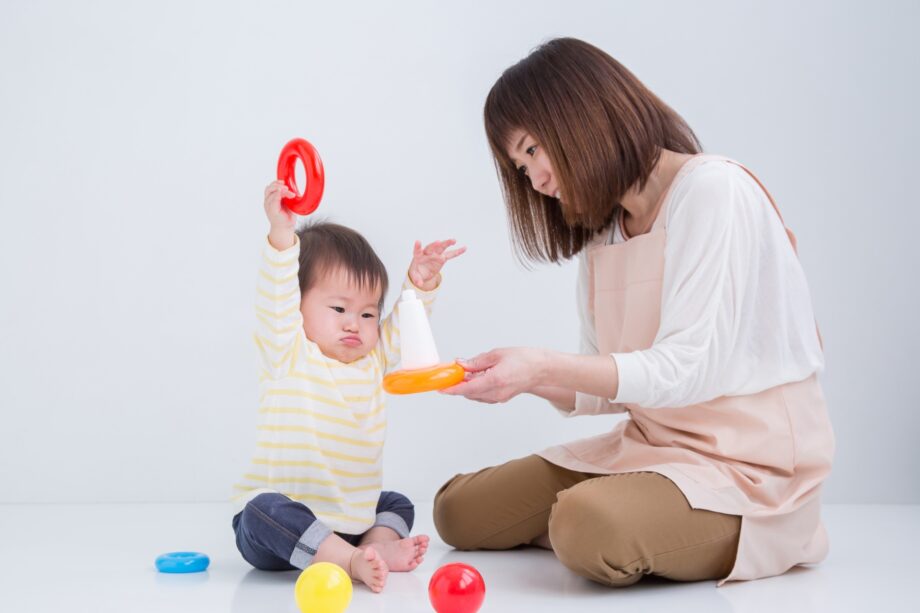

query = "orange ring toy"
(383, 363), (465, 395)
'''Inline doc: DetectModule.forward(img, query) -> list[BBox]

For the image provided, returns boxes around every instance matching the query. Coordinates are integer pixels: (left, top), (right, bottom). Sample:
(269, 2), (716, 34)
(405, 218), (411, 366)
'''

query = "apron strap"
(650, 154), (720, 232)
(724, 161), (799, 254)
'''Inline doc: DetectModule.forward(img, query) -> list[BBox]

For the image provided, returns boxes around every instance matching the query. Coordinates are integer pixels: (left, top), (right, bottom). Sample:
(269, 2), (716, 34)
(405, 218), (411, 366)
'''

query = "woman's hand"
(408, 239), (466, 291)
(440, 347), (549, 403)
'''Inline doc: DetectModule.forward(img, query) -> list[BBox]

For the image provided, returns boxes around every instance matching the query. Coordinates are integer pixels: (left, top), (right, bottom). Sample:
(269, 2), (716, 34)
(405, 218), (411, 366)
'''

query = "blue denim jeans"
(232, 491), (415, 570)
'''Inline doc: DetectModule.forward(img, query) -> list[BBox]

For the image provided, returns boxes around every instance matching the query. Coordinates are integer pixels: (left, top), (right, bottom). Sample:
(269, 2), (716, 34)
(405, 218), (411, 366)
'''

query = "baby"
(232, 180), (464, 592)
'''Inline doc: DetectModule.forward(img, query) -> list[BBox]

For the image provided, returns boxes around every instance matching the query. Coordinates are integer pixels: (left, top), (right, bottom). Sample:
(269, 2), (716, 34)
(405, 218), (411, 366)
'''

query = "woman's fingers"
(440, 374), (496, 399)
(457, 351), (498, 373)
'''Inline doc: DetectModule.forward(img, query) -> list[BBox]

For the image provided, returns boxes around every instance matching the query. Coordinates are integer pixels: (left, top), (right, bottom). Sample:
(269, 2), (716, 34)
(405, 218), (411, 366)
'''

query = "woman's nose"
(528, 162), (550, 193)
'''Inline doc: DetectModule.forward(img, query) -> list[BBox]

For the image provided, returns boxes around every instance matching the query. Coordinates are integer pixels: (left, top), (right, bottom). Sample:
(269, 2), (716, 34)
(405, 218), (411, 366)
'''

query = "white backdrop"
(1, 0), (917, 504)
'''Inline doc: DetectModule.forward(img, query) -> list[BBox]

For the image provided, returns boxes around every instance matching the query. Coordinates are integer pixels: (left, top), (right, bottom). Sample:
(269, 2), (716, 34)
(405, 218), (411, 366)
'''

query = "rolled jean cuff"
(374, 511), (410, 538)
(289, 521), (332, 569)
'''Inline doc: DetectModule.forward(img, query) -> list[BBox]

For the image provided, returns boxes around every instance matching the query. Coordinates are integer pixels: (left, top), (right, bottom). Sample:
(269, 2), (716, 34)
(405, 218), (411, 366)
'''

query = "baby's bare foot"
(350, 546), (388, 592)
(360, 534), (430, 572)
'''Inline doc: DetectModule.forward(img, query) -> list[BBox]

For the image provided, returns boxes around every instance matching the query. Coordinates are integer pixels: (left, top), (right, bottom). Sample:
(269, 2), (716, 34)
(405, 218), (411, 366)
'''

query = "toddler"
(232, 180), (464, 592)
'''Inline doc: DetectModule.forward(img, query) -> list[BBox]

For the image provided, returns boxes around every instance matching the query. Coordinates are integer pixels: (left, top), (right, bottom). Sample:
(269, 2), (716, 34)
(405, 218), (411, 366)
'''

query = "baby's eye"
(361, 313), (377, 319)
(330, 306), (345, 313)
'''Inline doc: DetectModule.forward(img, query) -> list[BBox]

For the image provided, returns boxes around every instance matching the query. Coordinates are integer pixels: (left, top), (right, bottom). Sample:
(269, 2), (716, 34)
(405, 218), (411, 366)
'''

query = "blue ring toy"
(155, 551), (210, 573)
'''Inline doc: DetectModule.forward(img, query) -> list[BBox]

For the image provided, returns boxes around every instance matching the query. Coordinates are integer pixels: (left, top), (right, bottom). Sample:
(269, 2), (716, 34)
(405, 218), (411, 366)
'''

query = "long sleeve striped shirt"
(233, 236), (437, 534)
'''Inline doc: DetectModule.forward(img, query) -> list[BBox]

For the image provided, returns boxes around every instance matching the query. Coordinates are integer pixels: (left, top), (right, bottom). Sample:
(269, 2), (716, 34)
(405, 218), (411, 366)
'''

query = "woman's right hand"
(441, 347), (550, 404)
(264, 180), (297, 250)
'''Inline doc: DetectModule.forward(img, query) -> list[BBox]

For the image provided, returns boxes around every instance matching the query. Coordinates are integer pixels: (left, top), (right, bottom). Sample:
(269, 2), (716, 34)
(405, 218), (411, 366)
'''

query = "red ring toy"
(276, 138), (325, 215)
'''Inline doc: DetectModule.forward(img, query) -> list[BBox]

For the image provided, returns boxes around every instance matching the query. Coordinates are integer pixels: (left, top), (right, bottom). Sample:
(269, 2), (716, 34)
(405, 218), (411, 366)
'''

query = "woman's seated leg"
(547, 471), (741, 586)
(433, 454), (595, 550)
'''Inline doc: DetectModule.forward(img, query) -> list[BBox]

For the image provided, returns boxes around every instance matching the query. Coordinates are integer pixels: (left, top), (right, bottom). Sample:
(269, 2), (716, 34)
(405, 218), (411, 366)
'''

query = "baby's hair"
(295, 220), (389, 311)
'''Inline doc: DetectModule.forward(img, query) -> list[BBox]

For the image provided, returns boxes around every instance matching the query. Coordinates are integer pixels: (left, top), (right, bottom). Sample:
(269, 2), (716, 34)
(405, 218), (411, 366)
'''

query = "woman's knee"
(547, 478), (649, 585)
(548, 472), (738, 586)
(432, 473), (481, 549)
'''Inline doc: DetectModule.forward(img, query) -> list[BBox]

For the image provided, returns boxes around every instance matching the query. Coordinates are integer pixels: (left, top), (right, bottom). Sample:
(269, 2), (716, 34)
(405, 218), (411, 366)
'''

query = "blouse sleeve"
(611, 162), (824, 408)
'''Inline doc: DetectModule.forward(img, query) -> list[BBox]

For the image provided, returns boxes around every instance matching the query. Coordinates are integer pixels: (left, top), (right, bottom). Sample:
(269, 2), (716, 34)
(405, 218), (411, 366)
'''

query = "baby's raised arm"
(264, 180), (297, 250)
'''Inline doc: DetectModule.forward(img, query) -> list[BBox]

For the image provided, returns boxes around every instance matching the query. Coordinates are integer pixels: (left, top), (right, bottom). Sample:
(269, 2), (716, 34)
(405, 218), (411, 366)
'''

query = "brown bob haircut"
(484, 37), (702, 263)
(295, 220), (389, 312)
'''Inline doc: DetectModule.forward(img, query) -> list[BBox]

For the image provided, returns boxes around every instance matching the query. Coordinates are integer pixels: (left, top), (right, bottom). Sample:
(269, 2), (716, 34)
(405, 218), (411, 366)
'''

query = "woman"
(436, 37), (834, 586)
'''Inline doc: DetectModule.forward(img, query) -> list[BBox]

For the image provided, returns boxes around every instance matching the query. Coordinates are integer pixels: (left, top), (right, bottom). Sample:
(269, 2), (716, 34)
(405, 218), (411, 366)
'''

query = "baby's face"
(300, 267), (382, 363)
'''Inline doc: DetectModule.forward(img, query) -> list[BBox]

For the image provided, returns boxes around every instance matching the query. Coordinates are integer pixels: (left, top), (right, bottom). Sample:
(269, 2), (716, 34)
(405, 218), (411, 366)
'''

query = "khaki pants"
(433, 455), (741, 586)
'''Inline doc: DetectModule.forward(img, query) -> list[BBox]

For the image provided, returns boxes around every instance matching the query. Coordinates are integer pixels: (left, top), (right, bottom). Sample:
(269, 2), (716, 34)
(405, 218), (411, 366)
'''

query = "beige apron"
(539, 155), (835, 584)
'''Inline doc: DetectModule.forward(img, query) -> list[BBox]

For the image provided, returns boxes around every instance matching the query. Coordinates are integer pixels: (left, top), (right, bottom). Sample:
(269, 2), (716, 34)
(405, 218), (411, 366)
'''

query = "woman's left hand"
(440, 347), (548, 403)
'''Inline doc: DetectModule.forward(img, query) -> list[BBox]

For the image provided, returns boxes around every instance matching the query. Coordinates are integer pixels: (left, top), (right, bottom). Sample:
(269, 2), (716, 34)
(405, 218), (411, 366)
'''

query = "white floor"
(0, 502), (916, 613)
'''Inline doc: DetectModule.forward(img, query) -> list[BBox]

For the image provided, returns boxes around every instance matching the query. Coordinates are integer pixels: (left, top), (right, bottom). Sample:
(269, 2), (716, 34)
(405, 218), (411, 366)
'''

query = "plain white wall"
(1, 0), (917, 504)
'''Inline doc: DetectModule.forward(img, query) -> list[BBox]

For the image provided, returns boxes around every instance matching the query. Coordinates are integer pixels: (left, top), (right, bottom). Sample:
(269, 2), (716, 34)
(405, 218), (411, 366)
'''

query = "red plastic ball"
(428, 563), (486, 613)
(276, 137), (325, 215)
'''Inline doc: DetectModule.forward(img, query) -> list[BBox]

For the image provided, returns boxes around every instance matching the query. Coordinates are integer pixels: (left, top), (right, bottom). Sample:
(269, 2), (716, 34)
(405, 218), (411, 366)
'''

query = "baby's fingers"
(264, 180), (286, 196)
(424, 239), (457, 255)
(443, 246), (466, 260)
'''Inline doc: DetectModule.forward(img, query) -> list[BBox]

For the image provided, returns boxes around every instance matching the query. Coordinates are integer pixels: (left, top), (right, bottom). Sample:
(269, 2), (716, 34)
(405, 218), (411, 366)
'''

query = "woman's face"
(506, 129), (563, 202)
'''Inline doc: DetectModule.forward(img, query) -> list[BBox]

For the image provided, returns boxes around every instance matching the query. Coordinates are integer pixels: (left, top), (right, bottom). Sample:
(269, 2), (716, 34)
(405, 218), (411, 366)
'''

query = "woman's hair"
(295, 220), (389, 311)
(484, 37), (702, 263)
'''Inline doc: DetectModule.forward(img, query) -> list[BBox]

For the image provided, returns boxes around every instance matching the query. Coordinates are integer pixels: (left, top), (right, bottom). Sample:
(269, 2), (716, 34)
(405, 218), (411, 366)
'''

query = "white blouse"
(576, 159), (824, 410)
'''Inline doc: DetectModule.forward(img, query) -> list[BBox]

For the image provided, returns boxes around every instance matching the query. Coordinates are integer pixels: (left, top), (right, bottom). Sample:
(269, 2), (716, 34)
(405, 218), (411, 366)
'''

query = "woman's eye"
(331, 306), (345, 313)
(517, 164), (528, 177)
(526, 145), (537, 156)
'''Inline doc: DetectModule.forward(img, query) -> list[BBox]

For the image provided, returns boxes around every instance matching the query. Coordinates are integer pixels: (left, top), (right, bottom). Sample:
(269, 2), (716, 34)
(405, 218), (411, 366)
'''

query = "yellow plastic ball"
(294, 562), (353, 613)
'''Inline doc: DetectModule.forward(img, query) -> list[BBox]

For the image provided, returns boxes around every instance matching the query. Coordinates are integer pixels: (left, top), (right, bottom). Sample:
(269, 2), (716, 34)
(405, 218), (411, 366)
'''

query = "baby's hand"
(408, 239), (466, 291)
(264, 180), (296, 228)
(264, 180), (297, 250)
